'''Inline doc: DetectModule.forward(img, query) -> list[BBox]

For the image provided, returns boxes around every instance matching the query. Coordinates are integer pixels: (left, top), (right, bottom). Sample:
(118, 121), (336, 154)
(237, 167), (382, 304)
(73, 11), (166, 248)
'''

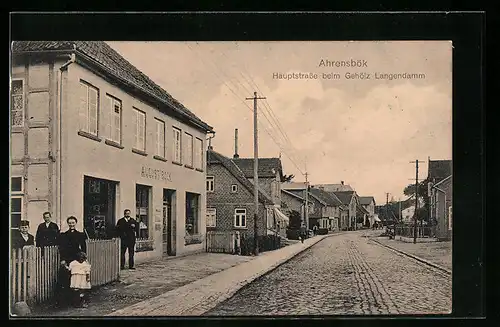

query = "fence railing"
(395, 226), (437, 238)
(10, 238), (121, 306)
(206, 231), (240, 254)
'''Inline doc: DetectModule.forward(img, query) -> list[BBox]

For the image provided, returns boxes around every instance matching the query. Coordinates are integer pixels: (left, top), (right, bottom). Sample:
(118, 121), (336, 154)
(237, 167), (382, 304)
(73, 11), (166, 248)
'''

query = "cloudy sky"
(108, 41), (452, 205)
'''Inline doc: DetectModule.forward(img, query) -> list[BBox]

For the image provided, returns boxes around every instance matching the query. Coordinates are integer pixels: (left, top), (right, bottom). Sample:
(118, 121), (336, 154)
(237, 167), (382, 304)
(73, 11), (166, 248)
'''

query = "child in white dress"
(69, 251), (91, 307)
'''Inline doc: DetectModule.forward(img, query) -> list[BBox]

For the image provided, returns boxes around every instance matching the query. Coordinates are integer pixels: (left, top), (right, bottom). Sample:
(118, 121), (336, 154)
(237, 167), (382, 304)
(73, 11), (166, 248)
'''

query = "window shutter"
(133, 110), (139, 148)
(160, 123), (165, 157)
(113, 100), (121, 143)
(79, 84), (88, 131)
(105, 96), (112, 139)
(88, 87), (98, 135)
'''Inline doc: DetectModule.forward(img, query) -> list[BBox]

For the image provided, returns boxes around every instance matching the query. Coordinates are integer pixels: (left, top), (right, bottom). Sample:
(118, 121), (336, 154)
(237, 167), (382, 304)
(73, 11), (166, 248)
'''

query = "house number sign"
(141, 166), (172, 182)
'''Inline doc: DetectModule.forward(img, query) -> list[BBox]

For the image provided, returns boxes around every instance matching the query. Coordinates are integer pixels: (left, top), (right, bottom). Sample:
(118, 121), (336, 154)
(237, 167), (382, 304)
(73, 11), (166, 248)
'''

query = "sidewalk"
(107, 233), (334, 316)
(372, 235), (452, 272)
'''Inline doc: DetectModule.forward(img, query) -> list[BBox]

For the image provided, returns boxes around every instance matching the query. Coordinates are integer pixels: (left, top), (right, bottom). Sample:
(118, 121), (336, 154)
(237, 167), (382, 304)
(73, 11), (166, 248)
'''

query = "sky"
(108, 41), (452, 205)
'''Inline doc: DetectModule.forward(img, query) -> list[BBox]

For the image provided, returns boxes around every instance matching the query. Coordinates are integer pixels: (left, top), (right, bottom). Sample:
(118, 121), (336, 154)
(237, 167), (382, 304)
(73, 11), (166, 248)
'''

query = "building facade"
(334, 191), (360, 230)
(359, 196), (376, 227)
(430, 175), (452, 241)
(10, 41), (213, 262)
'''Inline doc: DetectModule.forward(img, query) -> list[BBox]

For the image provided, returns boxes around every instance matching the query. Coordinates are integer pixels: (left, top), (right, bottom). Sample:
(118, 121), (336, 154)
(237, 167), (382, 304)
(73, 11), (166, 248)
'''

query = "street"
(204, 231), (452, 315)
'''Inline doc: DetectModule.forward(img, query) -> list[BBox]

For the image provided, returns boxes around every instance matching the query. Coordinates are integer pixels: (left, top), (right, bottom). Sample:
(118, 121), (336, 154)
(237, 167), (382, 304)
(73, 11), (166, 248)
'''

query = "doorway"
(83, 176), (117, 239)
(163, 189), (175, 256)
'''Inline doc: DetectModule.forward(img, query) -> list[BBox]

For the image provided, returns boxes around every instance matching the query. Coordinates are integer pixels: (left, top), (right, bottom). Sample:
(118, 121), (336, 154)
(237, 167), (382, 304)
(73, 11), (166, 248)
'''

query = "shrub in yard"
(286, 228), (301, 240)
(317, 228), (329, 235)
(239, 234), (281, 255)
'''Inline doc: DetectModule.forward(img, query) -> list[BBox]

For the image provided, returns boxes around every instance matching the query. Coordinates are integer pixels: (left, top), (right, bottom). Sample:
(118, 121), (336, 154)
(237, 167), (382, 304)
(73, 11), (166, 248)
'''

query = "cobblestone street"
(205, 231), (452, 316)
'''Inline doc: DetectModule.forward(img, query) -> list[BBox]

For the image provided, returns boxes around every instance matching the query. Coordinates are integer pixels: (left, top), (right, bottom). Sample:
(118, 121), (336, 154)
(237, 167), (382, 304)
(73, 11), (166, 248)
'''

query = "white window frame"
(105, 94), (122, 144)
(234, 208), (247, 228)
(10, 79), (24, 128)
(206, 208), (216, 227)
(11, 176), (24, 230)
(79, 81), (99, 136)
(155, 118), (166, 158)
(184, 132), (194, 167)
(231, 184), (238, 193)
(133, 108), (146, 151)
(206, 176), (214, 193)
(194, 137), (203, 170)
(173, 127), (182, 163)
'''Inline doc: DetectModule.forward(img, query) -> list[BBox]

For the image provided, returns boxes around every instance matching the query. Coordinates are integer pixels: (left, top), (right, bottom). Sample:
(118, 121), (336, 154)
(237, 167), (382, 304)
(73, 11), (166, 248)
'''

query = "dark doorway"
(163, 189), (175, 256)
(83, 176), (117, 239)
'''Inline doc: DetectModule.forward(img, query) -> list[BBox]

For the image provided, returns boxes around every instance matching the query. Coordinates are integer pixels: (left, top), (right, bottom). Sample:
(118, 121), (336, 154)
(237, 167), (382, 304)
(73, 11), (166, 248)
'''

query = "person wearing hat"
(11, 220), (35, 250)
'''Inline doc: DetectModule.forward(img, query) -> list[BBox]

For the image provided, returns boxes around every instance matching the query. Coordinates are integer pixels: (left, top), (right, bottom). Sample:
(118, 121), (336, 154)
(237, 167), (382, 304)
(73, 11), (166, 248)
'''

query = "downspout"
(57, 50), (76, 229)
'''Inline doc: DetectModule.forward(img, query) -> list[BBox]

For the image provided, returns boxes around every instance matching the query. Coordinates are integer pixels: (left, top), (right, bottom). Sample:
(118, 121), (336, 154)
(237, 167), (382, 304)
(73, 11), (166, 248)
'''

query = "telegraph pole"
(385, 193), (390, 229)
(304, 171), (309, 231)
(246, 92), (266, 256)
(410, 159), (425, 244)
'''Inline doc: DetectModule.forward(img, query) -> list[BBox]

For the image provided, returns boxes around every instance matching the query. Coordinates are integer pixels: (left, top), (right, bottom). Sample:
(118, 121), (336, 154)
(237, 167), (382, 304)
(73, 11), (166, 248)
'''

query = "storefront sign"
(141, 166), (172, 182)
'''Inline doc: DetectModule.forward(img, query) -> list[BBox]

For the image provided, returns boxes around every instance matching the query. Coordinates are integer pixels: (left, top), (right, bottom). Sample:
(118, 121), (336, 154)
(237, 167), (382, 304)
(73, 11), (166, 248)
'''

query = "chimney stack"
(233, 128), (239, 159)
(341, 181), (344, 185)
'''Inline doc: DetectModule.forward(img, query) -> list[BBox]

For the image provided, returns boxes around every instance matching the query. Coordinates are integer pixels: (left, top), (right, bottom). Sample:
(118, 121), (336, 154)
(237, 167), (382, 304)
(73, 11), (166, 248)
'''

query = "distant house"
(359, 196), (376, 227)
(281, 187), (324, 230)
(430, 175), (452, 241)
(314, 181), (353, 192)
(309, 186), (345, 231)
(400, 196), (425, 224)
(280, 189), (313, 226)
(206, 149), (289, 240)
(333, 191), (360, 230)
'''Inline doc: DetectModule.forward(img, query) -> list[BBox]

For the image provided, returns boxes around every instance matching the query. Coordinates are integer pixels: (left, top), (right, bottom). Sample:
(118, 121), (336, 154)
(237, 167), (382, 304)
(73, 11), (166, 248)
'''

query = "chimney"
(233, 128), (239, 159)
(341, 181), (344, 185)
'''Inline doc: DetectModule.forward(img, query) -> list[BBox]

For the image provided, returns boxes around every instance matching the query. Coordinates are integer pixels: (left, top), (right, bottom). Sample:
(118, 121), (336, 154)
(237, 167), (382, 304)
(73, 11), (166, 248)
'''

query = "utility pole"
(385, 193), (390, 230)
(304, 171), (309, 231)
(410, 159), (425, 244)
(246, 92), (266, 256)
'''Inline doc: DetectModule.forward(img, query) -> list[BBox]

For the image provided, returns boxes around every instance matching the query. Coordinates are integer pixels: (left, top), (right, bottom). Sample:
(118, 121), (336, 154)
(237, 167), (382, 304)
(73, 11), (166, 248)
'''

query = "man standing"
(35, 212), (60, 248)
(12, 220), (35, 250)
(116, 209), (139, 270)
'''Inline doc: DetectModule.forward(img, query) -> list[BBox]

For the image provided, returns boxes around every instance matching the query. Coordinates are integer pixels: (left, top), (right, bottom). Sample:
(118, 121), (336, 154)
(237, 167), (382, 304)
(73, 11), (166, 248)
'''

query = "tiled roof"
(359, 196), (376, 206)
(314, 183), (353, 192)
(232, 158), (283, 179)
(333, 191), (355, 205)
(285, 189), (322, 205)
(309, 187), (343, 207)
(207, 150), (274, 205)
(281, 189), (305, 201)
(281, 182), (307, 190)
(428, 159), (452, 182)
(11, 41), (213, 132)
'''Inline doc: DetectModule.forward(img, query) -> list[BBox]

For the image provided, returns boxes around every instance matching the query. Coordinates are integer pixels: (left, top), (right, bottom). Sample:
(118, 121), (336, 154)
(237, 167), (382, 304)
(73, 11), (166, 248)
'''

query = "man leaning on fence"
(35, 212), (60, 255)
(11, 220), (35, 250)
(116, 209), (139, 270)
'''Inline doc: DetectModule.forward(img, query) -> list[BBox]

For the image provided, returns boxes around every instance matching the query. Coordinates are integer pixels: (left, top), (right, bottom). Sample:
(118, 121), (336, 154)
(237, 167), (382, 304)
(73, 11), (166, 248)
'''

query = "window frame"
(105, 94), (122, 144)
(133, 107), (146, 152)
(194, 137), (204, 170)
(10, 176), (24, 229)
(206, 208), (217, 228)
(234, 208), (247, 228)
(10, 78), (25, 128)
(206, 176), (215, 193)
(155, 118), (166, 158)
(184, 132), (194, 167)
(79, 81), (100, 136)
(172, 127), (182, 164)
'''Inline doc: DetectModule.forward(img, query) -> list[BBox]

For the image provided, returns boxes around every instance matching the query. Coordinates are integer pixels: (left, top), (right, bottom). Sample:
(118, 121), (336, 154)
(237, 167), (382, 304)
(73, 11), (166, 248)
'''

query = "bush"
(286, 228), (301, 240)
(317, 228), (329, 235)
(239, 234), (282, 256)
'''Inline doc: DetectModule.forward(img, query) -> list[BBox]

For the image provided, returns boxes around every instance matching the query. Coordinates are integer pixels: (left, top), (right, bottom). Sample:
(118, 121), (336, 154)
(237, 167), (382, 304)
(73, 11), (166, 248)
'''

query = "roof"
(206, 150), (274, 205)
(232, 158), (284, 179)
(285, 189), (325, 206)
(428, 159), (452, 182)
(333, 191), (355, 205)
(281, 189), (305, 201)
(281, 182), (307, 190)
(309, 187), (343, 207)
(314, 183), (353, 192)
(359, 196), (376, 206)
(11, 41), (213, 133)
(357, 204), (370, 215)
(433, 175), (452, 188)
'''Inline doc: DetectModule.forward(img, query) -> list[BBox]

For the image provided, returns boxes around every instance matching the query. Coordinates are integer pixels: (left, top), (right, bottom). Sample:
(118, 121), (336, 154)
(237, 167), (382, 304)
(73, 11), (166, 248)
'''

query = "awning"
(273, 208), (290, 223)
(374, 216), (381, 222)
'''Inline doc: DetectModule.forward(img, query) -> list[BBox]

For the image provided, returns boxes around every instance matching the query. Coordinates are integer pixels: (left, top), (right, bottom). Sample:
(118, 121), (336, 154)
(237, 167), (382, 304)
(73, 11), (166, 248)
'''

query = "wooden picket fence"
(10, 238), (120, 306)
(206, 231), (240, 254)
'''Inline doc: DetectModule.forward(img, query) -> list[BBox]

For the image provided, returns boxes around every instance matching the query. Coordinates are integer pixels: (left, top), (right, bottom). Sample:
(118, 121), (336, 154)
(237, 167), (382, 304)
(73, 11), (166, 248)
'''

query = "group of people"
(11, 209), (141, 308)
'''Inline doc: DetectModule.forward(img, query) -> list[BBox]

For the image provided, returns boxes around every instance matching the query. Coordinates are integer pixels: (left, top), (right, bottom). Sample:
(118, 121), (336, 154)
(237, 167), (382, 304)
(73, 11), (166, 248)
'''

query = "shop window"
(11, 79), (24, 128)
(83, 176), (117, 239)
(185, 192), (200, 236)
(136, 184), (151, 240)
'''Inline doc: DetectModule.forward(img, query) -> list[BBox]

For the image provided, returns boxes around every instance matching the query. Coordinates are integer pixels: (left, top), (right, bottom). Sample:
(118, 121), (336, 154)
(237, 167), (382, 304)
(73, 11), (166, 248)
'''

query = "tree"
(282, 174), (295, 182)
(288, 210), (302, 229)
(403, 178), (431, 223)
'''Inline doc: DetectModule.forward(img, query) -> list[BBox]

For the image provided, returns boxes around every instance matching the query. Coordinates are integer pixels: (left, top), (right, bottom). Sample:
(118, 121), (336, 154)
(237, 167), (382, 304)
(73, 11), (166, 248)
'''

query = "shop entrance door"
(83, 176), (117, 239)
(162, 189), (175, 256)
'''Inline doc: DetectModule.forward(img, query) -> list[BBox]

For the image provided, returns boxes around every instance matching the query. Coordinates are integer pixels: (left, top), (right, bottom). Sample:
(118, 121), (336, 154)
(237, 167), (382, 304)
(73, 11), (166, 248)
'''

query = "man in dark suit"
(116, 209), (139, 270)
(12, 220), (35, 250)
(35, 212), (60, 248)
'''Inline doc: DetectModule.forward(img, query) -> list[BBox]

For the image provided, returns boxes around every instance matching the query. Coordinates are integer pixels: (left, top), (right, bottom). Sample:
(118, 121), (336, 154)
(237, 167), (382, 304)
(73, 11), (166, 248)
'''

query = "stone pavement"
(106, 233), (338, 316)
(31, 252), (253, 317)
(370, 234), (452, 272)
(206, 231), (452, 315)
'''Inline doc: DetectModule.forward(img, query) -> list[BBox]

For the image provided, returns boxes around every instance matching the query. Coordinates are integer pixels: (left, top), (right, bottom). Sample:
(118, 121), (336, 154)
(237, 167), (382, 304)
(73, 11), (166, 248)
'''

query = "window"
(105, 95), (121, 143)
(234, 209), (246, 228)
(173, 127), (181, 163)
(206, 176), (214, 192)
(79, 81), (99, 135)
(194, 138), (203, 170)
(185, 192), (200, 235)
(155, 119), (166, 158)
(136, 184), (151, 240)
(231, 184), (238, 193)
(206, 208), (216, 227)
(266, 208), (275, 229)
(184, 133), (193, 167)
(11, 176), (23, 229)
(133, 108), (146, 151)
(11, 79), (24, 127)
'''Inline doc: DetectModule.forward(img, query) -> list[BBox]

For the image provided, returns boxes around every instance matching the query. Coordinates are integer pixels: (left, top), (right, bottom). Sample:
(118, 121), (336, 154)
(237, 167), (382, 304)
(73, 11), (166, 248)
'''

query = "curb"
(370, 238), (452, 275)
(106, 232), (339, 316)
